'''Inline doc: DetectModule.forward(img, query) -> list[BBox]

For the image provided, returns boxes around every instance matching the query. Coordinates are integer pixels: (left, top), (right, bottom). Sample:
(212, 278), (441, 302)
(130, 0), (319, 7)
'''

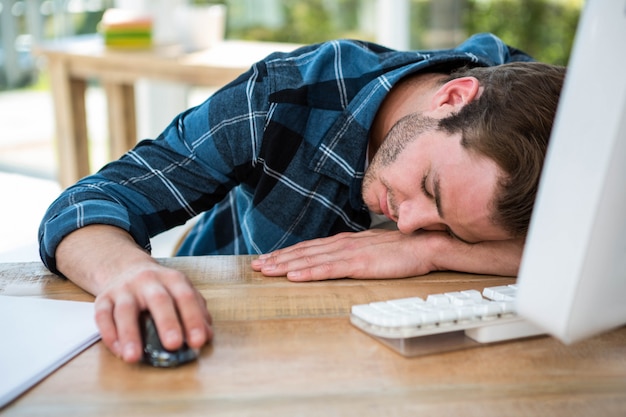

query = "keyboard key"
(456, 305), (480, 321)
(483, 285), (517, 301)
(387, 297), (426, 310)
(436, 307), (459, 323)
(446, 290), (483, 306)
(426, 294), (450, 305)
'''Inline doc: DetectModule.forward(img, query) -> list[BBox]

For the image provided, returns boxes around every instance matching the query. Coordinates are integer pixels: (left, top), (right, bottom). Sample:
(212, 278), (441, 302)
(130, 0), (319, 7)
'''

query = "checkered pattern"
(39, 34), (532, 274)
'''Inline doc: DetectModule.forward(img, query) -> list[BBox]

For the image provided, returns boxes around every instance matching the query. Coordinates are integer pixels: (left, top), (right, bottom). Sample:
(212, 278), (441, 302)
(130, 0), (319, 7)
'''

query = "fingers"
(94, 264), (213, 363)
(160, 274), (213, 349)
(284, 258), (353, 281)
(252, 230), (433, 281)
(112, 290), (144, 362)
(252, 232), (373, 281)
(94, 295), (124, 359)
(255, 249), (356, 281)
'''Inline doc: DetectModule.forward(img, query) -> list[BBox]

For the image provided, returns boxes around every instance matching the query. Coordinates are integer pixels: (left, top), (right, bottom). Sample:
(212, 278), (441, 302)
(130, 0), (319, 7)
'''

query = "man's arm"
(56, 224), (213, 363)
(251, 229), (523, 280)
(38, 58), (274, 363)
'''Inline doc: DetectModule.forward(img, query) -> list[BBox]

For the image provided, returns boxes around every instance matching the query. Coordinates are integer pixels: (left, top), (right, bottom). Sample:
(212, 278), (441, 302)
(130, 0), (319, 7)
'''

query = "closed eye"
(422, 173), (472, 244)
(445, 225), (474, 244)
(421, 174), (433, 199)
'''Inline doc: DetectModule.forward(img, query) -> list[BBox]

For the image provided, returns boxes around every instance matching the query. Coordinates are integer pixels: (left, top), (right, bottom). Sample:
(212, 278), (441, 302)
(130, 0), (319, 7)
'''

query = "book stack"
(100, 8), (153, 49)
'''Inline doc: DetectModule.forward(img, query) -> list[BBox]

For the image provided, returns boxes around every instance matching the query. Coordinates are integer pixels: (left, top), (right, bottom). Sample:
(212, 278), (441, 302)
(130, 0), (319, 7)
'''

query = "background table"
(35, 36), (298, 188)
(1, 256), (625, 416)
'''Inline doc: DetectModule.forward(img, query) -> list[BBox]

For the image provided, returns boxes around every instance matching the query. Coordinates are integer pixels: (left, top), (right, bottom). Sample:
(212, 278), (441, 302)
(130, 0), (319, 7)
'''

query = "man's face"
(362, 113), (512, 243)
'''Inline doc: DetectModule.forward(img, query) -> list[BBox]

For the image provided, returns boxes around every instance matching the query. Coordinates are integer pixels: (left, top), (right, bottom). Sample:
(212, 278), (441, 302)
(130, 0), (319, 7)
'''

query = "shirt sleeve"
(455, 33), (535, 65)
(38, 60), (273, 274)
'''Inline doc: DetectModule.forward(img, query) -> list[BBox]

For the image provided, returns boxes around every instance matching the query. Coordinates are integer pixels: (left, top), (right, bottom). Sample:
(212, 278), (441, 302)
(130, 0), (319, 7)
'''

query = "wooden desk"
(35, 36), (298, 188)
(1, 256), (625, 416)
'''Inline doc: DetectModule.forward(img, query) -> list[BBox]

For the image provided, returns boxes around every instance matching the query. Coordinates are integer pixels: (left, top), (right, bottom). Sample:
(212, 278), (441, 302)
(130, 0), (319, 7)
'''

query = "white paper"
(0, 295), (101, 409)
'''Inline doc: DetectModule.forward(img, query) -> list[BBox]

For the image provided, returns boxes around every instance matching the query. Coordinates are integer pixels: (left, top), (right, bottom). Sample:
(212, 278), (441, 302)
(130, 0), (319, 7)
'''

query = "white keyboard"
(350, 285), (545, 356)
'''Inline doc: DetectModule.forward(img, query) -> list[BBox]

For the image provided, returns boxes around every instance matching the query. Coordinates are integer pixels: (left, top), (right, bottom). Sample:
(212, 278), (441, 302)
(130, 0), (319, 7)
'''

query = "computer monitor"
(516, 0), (626, 344)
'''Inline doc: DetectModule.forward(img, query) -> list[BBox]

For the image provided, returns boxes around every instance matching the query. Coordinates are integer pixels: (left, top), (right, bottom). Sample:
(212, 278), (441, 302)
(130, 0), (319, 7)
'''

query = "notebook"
(0, 295), (101, 409)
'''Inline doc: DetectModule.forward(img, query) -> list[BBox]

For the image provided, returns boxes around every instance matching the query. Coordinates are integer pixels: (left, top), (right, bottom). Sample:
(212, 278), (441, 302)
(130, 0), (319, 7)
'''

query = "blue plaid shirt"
(39, 33), (532, 274)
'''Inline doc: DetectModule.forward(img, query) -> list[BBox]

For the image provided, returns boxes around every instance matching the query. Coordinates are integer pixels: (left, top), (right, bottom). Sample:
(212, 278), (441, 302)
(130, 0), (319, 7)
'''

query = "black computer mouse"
(139, 311), (198, 368)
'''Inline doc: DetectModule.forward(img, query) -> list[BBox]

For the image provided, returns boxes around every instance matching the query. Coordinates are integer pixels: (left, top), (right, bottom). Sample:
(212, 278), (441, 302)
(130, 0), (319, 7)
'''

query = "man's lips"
(380, 189), (394, 221)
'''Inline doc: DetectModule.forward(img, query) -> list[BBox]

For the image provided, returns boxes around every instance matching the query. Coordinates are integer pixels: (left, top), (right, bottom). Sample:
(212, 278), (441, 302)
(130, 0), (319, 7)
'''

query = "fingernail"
(123, 343), (137, 360)
(165, 330), (180, 345)
(189, 328), (204, 345)
(287, 270), (301, 279)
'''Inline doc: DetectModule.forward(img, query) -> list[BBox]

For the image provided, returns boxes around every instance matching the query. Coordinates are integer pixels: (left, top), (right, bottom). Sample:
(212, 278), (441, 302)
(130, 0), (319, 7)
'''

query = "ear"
(428, 77), (481, 117)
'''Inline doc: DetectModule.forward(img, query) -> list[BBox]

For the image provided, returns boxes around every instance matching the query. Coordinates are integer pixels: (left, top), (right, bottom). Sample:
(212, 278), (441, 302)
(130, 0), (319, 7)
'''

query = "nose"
(396, 200), (445, 234)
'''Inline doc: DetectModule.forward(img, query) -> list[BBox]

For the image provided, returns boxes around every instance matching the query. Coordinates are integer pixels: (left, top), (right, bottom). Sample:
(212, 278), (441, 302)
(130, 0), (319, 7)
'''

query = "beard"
(362, 112), (438, 196)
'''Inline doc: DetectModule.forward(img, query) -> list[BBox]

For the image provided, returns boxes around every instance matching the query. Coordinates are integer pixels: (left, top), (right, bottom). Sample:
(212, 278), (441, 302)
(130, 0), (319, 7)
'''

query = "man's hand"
(252, 229), (438, 280)
(56, 225), (213, 363)
(93, 260), (213, 363)
(251, 229), (524, 281)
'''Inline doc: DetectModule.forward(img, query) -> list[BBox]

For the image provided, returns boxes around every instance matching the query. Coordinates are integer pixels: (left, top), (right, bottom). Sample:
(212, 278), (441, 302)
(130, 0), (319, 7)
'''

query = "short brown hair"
(438, 62), (566, 238)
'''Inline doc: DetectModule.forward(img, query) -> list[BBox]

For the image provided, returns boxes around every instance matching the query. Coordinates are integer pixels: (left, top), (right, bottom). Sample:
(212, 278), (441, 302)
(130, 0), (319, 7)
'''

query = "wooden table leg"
(47, 57), (90, 189)
(103, 82), (137, 161)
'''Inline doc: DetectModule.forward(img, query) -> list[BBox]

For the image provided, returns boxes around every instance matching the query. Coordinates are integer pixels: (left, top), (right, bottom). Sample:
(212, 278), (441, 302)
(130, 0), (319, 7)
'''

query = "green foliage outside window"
(463, 0), (581, 65)
(226, 0), (366, 45)
(226, 0), (582, 65)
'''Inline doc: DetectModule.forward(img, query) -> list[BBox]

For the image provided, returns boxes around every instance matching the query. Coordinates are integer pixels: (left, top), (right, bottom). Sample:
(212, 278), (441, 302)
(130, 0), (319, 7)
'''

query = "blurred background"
(0, 0), (583, 262)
